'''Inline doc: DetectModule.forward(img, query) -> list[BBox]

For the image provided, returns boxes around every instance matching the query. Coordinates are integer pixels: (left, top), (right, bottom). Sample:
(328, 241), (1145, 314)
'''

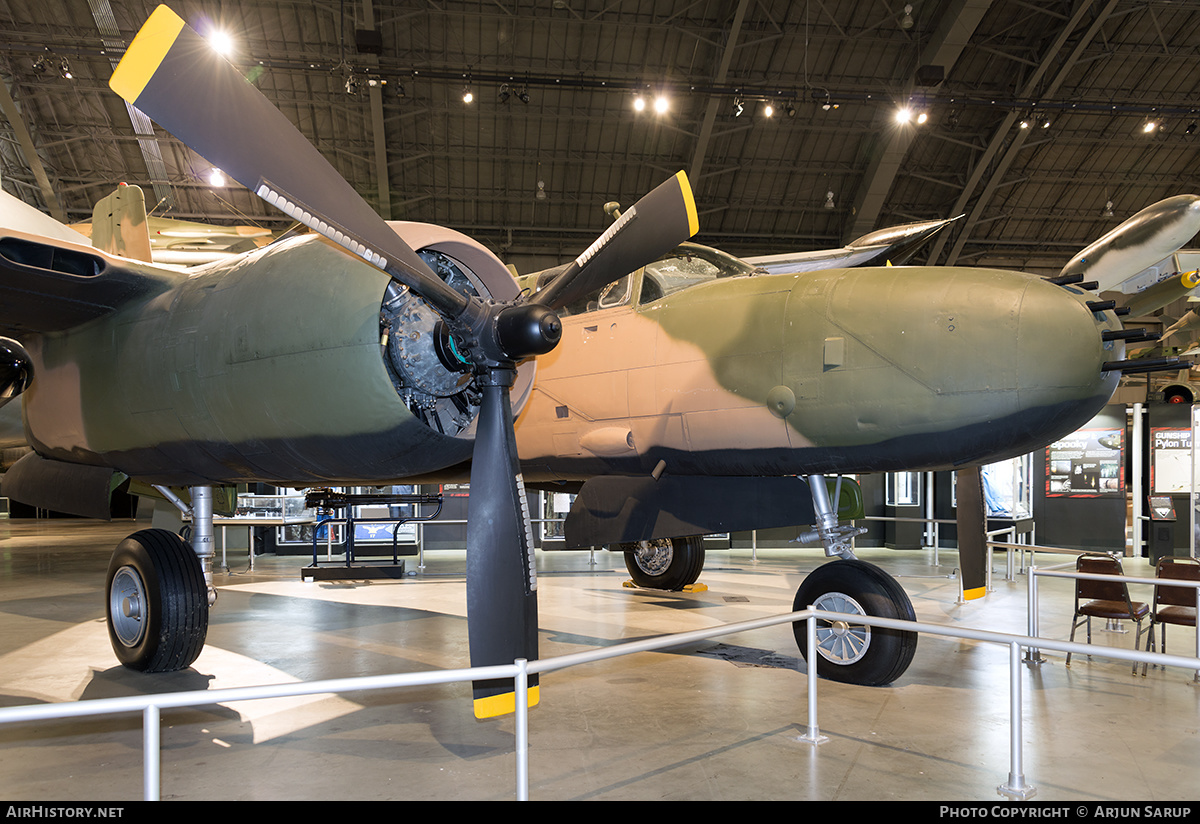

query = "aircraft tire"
(791, 560), (917, 686)
(105, 528), (209, 672)
(621, 536), (705, 590)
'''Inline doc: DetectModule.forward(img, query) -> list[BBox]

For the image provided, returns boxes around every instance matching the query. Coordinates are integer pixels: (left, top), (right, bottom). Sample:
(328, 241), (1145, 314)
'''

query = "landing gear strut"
(792, 474), (917, 686)
(104, 485), (215, 672)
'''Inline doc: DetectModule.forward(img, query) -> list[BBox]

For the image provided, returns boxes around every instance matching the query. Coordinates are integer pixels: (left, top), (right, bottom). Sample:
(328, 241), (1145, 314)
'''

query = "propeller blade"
(466, 376), (540, 718)
(532, 171), (699, 311)
(955, 467), (988, 600)
(109, 5), (467, 320)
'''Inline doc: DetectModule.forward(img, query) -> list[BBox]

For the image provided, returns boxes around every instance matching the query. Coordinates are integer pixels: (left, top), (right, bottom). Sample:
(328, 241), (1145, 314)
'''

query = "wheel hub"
(632, 539), (673, 576)
(110, 565), (148, 647)
(812, 591), (870, 665)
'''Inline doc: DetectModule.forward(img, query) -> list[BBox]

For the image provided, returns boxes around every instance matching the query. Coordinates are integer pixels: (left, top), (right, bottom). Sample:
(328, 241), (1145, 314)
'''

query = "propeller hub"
(495, 303), (563, 360)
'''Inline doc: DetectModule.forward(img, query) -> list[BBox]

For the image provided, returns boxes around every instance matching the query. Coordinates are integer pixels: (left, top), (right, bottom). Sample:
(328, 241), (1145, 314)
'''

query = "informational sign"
(1045, 428), (1124, 497)
(1151, 427), (1195, 494)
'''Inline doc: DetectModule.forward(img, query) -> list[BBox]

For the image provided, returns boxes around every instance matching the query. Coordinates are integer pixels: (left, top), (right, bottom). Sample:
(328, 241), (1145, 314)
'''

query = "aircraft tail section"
(87, 183), (153, 263)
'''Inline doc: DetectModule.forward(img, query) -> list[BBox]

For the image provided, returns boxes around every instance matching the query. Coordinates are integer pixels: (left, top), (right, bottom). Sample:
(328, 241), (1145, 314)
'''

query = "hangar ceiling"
(2, 0), (1200, 275)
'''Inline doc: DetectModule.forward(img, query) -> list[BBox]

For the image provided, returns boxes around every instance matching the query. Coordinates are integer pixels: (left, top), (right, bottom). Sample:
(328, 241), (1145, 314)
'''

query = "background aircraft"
(70, 185), (279, 266)
(0, 6), (1174, 708)
(743, 215), (960, 274)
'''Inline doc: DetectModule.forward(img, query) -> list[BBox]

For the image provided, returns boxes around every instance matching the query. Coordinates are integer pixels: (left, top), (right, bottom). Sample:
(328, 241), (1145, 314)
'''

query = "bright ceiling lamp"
(206, 29), (234, 58)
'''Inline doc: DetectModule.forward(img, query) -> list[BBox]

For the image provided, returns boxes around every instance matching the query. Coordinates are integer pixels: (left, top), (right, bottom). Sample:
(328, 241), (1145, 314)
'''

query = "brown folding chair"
(1066, 553), (1150, 673)
(1143, 556), (1200, 677)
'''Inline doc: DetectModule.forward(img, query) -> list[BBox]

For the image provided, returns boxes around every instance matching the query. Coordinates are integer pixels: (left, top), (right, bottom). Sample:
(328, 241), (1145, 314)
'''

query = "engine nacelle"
(21, 227), (529, 487)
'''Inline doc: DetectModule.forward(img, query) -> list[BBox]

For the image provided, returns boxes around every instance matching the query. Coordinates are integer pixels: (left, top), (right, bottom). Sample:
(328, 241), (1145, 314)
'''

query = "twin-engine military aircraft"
(0, 5), (1162, 713)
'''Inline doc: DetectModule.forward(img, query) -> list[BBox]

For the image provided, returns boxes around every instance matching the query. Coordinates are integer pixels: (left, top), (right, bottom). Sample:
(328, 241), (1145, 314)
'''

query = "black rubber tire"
(791, 560), (917, 686)
(105, 528), (209, 672)
(621, 536), (705, 590)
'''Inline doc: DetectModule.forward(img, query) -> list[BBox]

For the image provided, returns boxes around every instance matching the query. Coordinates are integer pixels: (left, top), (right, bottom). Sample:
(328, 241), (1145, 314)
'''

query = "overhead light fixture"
(1103, 200), (1115, 218)
(58, 57), (72, 80)
(1143, 119), (1158, 134)
(785, 101), (797, 118)
(499, 83), (511, 103)
(206, 29), (234, 58)
(462, 86), (474, 104)
(900, 4), (914, 30)
(536, 180), (547, 201)
(518, 86), (530, 103)
(763, 102), (774, 118)
(1186, 122), (1197, 136)
(208, 168), (225, 187)
(734, 96), (745, 117)
(654, 95), (669, 115)
(824, 191), (836, 210)
(895, 106), (913, 124)
(916, 110), (928, 124)
(633, 94), (646, 112)
(31, 54), (48, 75)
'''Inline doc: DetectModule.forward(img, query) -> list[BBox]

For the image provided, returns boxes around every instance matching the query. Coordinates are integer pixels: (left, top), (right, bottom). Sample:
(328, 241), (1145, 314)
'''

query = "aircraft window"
(554, 274), (632, 316)
(597, 275), (632, 309)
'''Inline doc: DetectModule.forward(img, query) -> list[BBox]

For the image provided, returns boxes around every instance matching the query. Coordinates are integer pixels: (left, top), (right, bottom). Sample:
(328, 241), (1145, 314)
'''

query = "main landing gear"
(792, 474), (918, 686)
(105, 485), (215, 672)
(615, 475), (918, 687)
(620, 536), (705, 591)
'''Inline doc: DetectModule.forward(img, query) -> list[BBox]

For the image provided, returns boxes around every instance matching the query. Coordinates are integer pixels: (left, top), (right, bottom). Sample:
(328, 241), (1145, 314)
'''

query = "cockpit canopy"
(558, 242), (759, 316)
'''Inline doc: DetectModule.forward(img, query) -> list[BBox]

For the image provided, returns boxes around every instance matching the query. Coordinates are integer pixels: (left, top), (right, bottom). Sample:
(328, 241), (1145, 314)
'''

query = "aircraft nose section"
(784, 266), (1124, 469)
(1012, 278), (1122, 432)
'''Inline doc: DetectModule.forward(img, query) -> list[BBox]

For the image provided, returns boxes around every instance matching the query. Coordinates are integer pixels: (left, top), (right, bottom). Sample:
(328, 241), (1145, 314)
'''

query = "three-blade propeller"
(111, 5), (699, 717)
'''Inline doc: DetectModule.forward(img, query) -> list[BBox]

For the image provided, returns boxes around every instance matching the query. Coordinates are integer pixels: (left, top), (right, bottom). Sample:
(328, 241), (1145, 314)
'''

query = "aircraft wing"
(0, 196), (185, 337)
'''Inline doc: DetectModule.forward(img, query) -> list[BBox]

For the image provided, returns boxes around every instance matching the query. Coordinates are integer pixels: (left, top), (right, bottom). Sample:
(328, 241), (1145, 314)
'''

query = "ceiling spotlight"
(31, 55), (48, 75)
(824, 191), (836, 210)
(536, 180), (547, 201)
(462, 86), (474, 104)
(208, 168), (225, 187)
(517, 86), (530, 103)
(58, 58), (73, 80)
(763, 103), (774, 118)
(734, 96), (745, 117)
(499, 83), (511, 103)
(916, 110), (928, 124)
(1185, 122), (1196, 136)
(633, 95), (646, 112)
(654, 95), (669, 114)
(1103, 200), (1115, 218)
(900, 4), (914, 30)
(1143, 119), (1158, 134)
(206, 29), (234, 58)
(895, 106), (913, 124)
(785, 102), (797, 118)
(1019, 117), (1031, 129)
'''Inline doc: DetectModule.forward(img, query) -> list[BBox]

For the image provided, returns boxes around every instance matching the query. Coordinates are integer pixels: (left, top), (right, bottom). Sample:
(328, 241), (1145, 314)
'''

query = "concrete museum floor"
(0, 517), (1197, 802)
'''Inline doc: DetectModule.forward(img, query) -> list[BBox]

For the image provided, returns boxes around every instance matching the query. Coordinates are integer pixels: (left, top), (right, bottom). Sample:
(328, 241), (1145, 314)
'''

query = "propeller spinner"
(111, 5), (699, 717)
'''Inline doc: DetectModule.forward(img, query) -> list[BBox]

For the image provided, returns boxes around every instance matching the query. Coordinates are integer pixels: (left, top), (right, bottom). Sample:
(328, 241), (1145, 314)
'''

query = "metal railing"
(1025, 559), (1200, 671)
(1, 601), (1197, 801)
